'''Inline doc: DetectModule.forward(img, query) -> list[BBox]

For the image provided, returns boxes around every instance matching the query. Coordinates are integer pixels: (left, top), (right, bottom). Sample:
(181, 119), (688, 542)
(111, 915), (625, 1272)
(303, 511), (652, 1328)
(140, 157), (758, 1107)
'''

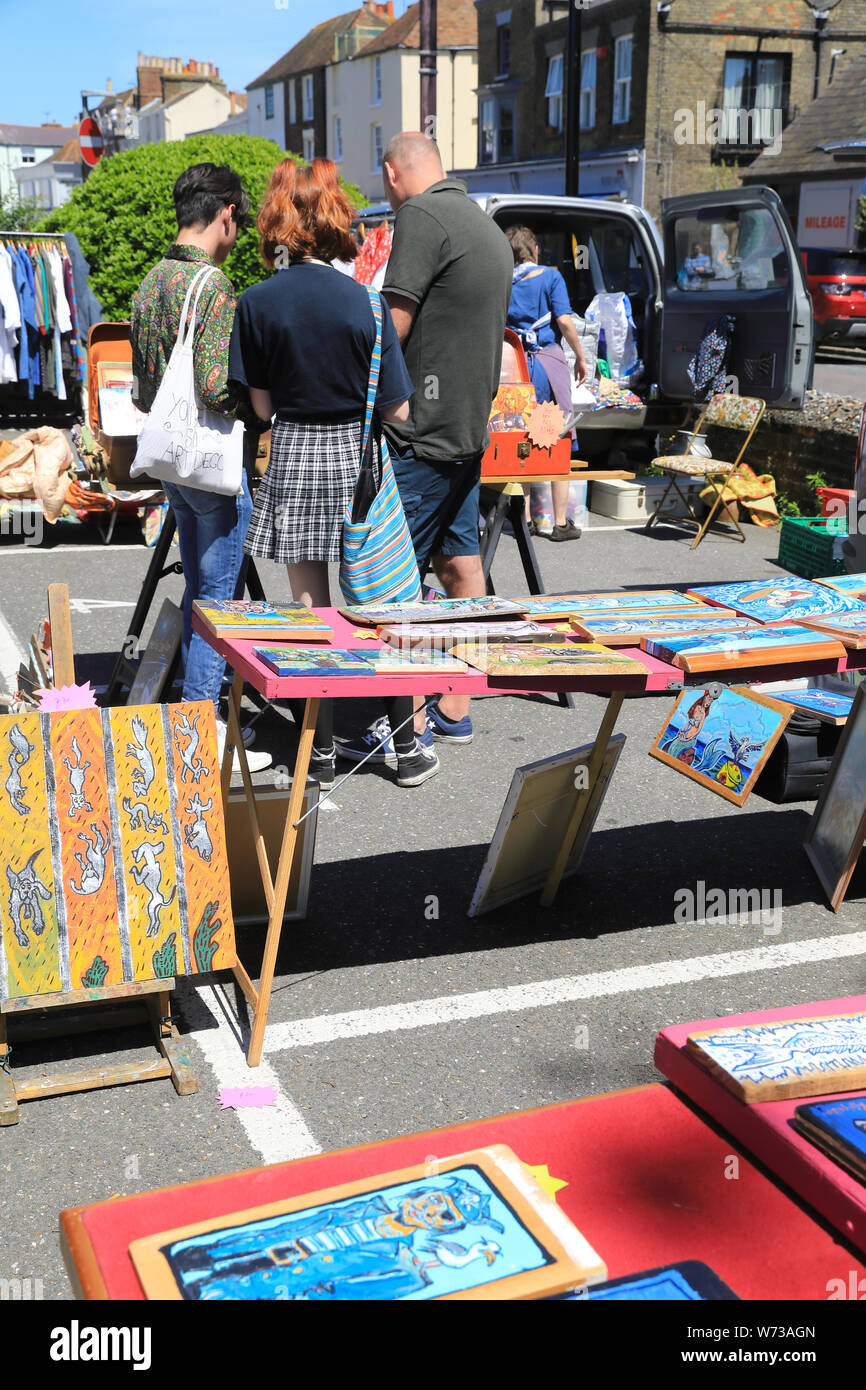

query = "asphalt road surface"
(1, 504), (864, 1299)
(812, 342), (866, 398)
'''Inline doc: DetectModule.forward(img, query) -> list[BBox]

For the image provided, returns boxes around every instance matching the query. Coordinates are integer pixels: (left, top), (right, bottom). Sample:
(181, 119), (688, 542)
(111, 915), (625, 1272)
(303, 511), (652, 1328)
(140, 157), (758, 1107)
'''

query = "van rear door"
(659, 187), (813, 408)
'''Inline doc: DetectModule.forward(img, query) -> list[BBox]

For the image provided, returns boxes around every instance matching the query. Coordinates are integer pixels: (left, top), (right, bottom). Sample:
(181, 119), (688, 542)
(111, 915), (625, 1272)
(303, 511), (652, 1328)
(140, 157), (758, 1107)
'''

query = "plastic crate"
(777, 515), (848, 579)
(817, 487), (855, 521)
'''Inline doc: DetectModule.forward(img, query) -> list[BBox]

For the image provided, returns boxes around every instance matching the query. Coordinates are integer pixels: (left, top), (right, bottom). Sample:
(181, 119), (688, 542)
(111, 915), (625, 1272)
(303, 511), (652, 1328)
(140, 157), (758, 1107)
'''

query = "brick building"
(246, 4), (394, 157)
(466, 0), (866, 218)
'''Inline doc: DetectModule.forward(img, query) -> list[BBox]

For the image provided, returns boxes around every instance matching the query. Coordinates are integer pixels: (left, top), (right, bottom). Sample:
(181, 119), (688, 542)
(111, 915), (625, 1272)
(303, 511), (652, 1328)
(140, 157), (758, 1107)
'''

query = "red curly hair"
(258, 158), (358, 267)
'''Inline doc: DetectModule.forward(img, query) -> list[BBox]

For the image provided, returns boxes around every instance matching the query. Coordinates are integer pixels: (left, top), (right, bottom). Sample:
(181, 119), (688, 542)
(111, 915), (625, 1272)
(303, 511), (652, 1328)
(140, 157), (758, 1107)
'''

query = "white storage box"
(589, 475), (702, 523)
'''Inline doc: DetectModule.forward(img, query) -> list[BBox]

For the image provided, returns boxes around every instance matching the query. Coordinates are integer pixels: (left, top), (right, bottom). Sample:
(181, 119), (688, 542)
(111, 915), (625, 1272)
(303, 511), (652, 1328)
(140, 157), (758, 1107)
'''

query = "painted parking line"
(0, 605), (26, 701)
(177, 979), (320, 1164)
(262, 931), (866, 1052)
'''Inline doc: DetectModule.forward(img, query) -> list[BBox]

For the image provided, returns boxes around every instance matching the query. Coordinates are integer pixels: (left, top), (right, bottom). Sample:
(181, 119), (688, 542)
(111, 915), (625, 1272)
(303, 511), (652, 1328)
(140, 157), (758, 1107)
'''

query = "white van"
(357, 185), (814, 463)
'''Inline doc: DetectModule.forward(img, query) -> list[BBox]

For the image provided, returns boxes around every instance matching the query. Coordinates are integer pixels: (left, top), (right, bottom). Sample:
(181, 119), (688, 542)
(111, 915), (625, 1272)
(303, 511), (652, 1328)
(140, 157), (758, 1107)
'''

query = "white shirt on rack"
(47, 246), (72, 333)
(0, 245), (21, 385)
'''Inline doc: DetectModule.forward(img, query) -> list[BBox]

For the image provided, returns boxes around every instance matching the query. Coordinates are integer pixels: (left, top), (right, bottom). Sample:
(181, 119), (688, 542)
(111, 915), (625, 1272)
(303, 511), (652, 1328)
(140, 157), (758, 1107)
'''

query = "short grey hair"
(383, 132), (443, 172)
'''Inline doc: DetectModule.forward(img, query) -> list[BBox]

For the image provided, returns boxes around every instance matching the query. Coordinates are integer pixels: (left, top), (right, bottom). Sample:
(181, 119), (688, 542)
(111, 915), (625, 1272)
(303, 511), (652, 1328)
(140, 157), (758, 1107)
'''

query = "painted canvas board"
(127, 599), (182, 706)
(686, 578), (866, 623)
(0, 702), (235, 1003)
(226, 788), (317, 925)
(649, 684), (791, 806)
(815, 573), (866, 597)
(451, 643), (646, 678)
(771, 688), (854, 725)
(468, 736), (625, 916)
(548, 590), (706, 613)
(252, 647), (375, 678)
(128, 1145), (606, 1301)
(797, 614), (866, 649)
(341, 597), (526, 627)
(569, 611), (752, 646)
(575, 1261), (739, 1301)
(642, 625), (846, 673)
(685, 1010), (866, 1102)
(381, 621), (562, 649)
(793, 1095), (866, 1182)
(354, 648), (468, 675)
(194, 600), (333, 643)
(804, 684), (866, 911)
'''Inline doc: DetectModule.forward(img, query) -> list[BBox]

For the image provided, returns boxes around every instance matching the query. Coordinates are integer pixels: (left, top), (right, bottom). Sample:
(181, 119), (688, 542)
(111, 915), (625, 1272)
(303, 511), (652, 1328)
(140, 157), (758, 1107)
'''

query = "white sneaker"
(215, 716), (256, 747)
(216, 719), (272, 773)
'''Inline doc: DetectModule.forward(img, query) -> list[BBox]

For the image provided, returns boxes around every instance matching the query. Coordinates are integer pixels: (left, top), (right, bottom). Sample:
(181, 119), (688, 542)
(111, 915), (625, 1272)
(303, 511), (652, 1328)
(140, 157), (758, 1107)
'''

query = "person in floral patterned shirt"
(131, 162), (270, 771)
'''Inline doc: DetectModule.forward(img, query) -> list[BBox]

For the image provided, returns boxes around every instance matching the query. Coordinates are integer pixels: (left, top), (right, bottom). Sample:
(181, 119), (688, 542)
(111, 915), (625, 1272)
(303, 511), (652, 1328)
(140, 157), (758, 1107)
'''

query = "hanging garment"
(687, 314), (735, 399)
(36, 249), (57, 396)
(62, 251), (86, 383)
(0, 244), (21, 384)
(14, 248), (40, 395)
(47, 246), (72, 334)
(63, 232), (102, 340)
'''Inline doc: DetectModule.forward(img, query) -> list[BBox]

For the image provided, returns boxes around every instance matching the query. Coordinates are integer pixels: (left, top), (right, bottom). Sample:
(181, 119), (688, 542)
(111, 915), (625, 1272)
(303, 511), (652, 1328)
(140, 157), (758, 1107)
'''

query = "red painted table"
(60, 1082), (866, 1300)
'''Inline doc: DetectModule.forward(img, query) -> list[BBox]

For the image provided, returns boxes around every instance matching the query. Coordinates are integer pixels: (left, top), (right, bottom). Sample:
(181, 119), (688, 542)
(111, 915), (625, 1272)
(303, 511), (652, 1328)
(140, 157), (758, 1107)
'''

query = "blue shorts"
(389, 444), (482, 575)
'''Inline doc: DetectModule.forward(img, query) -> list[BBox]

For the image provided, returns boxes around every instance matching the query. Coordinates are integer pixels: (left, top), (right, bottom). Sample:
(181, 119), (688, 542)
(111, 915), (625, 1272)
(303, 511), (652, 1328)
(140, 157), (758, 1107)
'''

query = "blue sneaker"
(426, 701), (473, 745)
(335, 716), (396, 764)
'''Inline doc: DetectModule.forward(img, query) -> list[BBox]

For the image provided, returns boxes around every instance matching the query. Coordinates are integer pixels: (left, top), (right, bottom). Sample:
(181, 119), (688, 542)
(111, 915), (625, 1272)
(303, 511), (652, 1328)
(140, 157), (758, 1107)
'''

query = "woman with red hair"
(229, 158), (413, 785)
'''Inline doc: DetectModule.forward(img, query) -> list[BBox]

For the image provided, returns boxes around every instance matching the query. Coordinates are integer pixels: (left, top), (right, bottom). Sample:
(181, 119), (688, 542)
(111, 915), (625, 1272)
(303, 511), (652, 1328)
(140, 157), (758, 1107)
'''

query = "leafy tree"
(0, 188), (46, 232)
(39, 135), (368, 318)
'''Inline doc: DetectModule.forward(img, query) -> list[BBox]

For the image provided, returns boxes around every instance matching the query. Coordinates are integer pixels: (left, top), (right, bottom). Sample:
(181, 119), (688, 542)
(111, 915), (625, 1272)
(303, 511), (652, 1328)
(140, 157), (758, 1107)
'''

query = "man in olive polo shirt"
(382, 132), (513, 741)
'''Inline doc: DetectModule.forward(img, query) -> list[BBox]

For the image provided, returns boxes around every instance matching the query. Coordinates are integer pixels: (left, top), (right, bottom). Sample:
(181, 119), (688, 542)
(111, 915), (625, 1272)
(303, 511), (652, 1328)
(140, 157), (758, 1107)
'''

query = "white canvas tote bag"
(131, 265), (243, 496)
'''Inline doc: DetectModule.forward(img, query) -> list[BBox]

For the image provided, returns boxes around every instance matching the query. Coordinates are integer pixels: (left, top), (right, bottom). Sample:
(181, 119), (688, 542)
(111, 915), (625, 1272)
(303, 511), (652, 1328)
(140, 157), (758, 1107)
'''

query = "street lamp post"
(420, 0), (438, 139)
(565, 0), (582, 195)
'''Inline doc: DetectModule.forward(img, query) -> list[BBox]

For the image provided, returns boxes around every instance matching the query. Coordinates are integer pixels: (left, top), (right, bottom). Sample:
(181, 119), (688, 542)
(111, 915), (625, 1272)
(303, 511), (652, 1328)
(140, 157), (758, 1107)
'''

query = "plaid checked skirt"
(244, 418), (363, 564)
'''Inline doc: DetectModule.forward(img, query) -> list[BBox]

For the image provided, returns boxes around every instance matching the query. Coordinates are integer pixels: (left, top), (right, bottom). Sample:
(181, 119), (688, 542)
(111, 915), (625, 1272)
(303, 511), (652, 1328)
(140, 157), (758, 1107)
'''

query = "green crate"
(777, 515), (848, 580)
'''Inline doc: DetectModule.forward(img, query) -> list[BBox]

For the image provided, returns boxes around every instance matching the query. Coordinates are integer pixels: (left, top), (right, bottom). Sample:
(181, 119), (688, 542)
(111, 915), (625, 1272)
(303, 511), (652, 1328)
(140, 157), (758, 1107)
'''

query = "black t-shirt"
(382, 179), (514, 462)
(228, 263), (413, 422)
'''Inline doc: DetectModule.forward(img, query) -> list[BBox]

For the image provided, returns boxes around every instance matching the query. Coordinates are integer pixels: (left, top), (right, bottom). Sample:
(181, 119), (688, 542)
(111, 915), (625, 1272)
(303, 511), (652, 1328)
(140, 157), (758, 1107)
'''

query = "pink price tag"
(218, 1086), (277, 1110)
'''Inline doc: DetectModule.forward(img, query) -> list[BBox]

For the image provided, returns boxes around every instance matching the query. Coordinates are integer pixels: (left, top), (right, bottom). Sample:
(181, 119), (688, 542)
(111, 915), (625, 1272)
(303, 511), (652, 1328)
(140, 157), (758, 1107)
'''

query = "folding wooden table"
(195, 608), (679, 1066)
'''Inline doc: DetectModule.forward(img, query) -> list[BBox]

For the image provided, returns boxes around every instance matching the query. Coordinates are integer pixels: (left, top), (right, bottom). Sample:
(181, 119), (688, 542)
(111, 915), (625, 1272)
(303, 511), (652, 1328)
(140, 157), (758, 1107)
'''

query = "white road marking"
(0, 605), (26, 700)
(177, 979), (320, 1164)
(263, 931), (866, 1052)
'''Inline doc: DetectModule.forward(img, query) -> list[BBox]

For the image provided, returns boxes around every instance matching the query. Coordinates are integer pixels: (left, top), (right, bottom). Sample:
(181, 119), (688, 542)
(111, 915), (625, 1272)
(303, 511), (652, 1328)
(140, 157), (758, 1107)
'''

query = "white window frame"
(303, 130), (315, 162)
(334, 115), (343, 161)
(580, 49), (596, 130)
(373, 55), (383, 105)
(545, 54), (564, 132)
(479, 93), (517, 165)
(612, 35), (632, 125)
(372, 123), (383, 172)
(288, 80), (297, 124)
(20, 147), (36, 164)
(264, 84), (274, 120)
(303, 73), (314, 121)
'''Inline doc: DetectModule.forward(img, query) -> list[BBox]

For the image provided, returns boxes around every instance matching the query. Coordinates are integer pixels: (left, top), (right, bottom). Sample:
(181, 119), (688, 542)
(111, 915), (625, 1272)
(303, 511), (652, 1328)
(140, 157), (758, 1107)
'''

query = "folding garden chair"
(645, 392), (766, 549)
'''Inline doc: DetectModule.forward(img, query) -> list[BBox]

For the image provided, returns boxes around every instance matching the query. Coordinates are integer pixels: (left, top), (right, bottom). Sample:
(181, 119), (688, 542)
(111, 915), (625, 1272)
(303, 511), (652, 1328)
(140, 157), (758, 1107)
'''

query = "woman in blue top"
(505, 226), (587, 540)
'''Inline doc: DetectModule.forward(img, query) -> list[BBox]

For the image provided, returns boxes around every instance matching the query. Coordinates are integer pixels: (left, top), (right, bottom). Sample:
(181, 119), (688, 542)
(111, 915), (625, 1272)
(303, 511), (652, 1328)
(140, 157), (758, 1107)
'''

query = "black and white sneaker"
(396, 738), (440, 788)
(310, 744), (336, 790)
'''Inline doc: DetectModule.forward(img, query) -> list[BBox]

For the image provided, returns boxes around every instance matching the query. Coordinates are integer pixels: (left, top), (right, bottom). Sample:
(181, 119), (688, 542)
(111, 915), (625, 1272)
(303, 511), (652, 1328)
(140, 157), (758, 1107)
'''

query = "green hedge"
(40, 135), (367, 319)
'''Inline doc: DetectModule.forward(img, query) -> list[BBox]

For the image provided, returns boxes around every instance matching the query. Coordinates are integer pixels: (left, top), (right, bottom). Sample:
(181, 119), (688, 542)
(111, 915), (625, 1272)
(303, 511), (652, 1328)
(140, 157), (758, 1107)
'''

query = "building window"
(372, 123), (383, 171)
(303, 131), (314, 162)
(334, 115), (343, 161)
(496, 21), (511, 78)
(288, 80), (297, 124)
(264, 85), (274, 119)
(21, 147), (35, 164)
(303, 74), (314, 121)
(612, 35), (632, 124)
(373, 55), (383, 105)
(721, 53), (789, 146)
(479, 94), (516, 165)
(545, 55), (563, 132)
(580, 50), (596, 130)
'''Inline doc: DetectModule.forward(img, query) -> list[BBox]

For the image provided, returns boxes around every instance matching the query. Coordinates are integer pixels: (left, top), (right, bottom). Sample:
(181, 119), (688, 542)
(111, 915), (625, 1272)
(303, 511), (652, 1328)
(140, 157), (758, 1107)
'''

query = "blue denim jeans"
(163, 474), (253, 706)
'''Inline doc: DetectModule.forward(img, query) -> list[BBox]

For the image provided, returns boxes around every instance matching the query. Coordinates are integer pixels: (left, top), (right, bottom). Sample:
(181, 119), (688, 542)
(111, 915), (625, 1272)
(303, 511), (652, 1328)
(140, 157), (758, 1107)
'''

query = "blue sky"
(2, 0), (411, 126)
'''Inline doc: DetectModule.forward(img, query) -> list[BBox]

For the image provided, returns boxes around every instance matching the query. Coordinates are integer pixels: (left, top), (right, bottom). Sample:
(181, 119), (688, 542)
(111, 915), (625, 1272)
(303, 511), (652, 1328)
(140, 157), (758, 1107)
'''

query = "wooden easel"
(0, 585), (199, 1122)
(0, 979), (196, 1125)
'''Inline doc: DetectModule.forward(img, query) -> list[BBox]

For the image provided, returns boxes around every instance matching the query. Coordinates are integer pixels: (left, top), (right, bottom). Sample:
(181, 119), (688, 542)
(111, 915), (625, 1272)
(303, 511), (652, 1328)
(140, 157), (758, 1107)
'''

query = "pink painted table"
(655, 995), (866, 1255)
(194, 608), (684, 1065)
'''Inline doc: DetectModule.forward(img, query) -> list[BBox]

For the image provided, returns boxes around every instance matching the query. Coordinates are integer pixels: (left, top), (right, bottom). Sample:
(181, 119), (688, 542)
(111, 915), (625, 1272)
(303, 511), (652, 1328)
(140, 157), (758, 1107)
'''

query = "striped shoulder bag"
(339, 288), (422, 606)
